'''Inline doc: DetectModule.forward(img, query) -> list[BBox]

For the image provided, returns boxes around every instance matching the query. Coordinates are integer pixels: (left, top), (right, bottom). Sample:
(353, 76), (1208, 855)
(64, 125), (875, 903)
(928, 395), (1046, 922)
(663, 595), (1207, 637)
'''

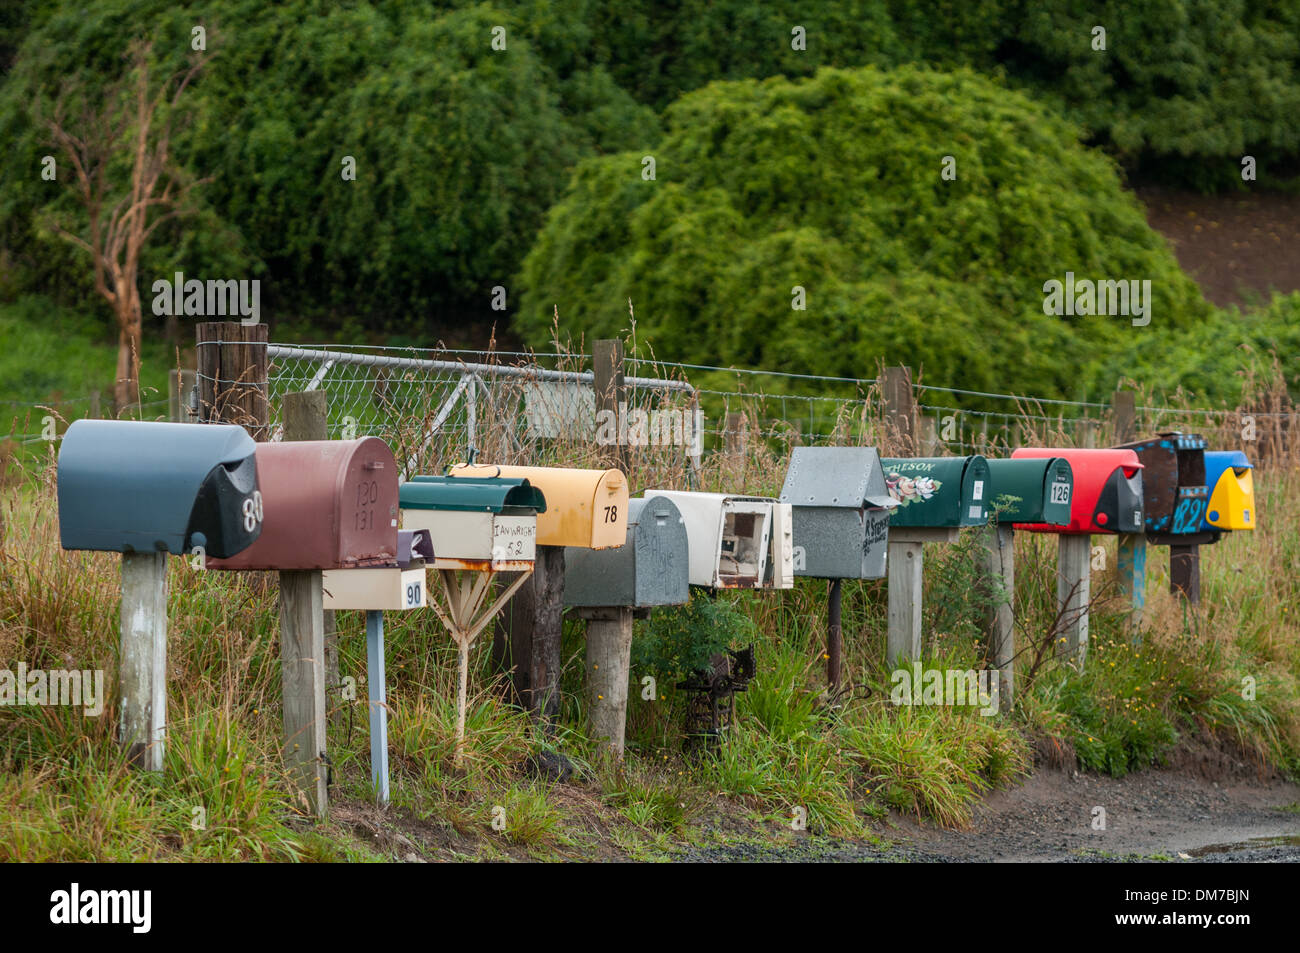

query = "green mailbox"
(984, 458), (1073, 525)
(881, 456), (991, 528)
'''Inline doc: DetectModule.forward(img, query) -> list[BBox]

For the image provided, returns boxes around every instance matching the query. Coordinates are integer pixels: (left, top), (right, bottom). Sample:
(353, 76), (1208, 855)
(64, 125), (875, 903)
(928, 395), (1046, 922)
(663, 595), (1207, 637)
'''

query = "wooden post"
(581, 606), (634, 759)
(494, 545), (566, 728)
(1057, 535), (1091, 666)
(1112, 390), (1136, 444)
(887, 540), (924, 665)
(918, 415), (939, 455)
(279, 569), (327, 817)
(882, 366), (915, 455)
(981, 524), (1015, 711)
(281, 391), (339, 700)
(826, 579), (843, 692)
(593, 339), (627, 474)
(88, 391), (101, 419)
(365, 610), (389, 804)
(724, 412), (748, 464)
(196, 322), (269, 439)
(1170, 544), (1201, 604)
(168, 369), (196, 422)
(1117, 535), (1147, 632)
(1079, 419), (1098, 449)
(119, 551), (168, 771)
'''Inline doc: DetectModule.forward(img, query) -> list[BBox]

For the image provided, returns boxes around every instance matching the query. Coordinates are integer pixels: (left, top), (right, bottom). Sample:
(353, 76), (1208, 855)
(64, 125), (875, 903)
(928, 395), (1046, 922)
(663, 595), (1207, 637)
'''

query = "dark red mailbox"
(1012, 448), (1145, 535)
(207, 437), (399, 570)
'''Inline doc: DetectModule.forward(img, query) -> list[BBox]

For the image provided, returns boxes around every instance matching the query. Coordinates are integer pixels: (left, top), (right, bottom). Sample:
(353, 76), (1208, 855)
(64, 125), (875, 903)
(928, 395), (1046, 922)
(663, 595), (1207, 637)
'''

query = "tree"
(37, 38), (209, 409)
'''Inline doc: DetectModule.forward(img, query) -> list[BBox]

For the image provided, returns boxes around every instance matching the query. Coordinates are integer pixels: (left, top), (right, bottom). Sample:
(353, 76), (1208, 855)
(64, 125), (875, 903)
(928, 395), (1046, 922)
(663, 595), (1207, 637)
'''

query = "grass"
(1, 352), (1298, 859)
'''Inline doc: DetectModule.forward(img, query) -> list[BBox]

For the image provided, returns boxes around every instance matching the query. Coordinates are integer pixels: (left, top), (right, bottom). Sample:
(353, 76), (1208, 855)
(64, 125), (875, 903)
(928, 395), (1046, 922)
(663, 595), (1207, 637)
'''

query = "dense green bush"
(518, 66), (1217, 403)
(0, 0), (658, 327)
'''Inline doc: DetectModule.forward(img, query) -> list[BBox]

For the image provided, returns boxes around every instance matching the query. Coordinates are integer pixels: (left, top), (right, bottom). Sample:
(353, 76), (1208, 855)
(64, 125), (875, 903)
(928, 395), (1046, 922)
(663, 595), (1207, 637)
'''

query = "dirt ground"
(1136, 185), (1300, 308)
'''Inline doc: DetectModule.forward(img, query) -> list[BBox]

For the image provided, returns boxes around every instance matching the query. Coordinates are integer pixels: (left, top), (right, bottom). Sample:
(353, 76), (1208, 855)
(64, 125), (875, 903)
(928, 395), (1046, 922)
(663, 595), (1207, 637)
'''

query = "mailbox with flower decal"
(880, 455), (991, 528)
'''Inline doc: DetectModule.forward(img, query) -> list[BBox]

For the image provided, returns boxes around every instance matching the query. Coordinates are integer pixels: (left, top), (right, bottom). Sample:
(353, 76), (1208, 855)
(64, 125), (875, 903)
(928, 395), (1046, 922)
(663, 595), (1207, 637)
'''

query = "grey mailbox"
(779, 446), (898, 579)
(565, 495), (689, 608)
(58, 419), (262, 558)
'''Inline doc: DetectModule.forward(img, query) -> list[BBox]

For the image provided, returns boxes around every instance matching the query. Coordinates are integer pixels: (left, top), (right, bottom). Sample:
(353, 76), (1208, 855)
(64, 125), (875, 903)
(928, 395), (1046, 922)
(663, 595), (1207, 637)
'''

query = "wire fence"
(6, 341), (1297, 479)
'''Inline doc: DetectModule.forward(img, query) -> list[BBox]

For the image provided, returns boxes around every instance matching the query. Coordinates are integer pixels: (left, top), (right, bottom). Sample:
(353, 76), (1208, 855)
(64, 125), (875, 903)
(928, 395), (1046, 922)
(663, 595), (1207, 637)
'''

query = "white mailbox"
(641, 490), (794, 590)
(322, 566), (428, 611)
(398, 476), (544, 571)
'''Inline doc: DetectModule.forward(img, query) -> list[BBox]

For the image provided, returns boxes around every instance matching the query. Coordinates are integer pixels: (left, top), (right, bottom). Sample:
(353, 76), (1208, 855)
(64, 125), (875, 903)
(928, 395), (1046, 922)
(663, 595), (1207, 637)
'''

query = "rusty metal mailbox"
(446, 463), (627, 549)
(779, 446), (897, 579)
(400, 476), (544, 571)
(564, 495), (690, 608)
(640, 490), (794, 590)
(57, 419), (262, 557)
(207, 437), (399, 570)
(1114, 433), (1210, 541)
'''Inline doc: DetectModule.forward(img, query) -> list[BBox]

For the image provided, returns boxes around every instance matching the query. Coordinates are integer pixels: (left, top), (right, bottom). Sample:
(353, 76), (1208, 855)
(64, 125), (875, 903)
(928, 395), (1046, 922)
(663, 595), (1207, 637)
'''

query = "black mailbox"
(58, 419), (262, 557)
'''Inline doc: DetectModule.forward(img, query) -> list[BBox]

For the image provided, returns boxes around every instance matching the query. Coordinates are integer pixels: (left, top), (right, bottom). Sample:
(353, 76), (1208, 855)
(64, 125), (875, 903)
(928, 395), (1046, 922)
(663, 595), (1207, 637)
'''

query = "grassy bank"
(2, 413), (1297, 861)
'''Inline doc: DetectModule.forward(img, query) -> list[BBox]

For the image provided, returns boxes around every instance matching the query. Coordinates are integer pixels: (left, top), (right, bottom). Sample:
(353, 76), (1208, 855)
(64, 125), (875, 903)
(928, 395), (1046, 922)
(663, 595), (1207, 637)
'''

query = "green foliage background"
(0, 0), (1296, 403)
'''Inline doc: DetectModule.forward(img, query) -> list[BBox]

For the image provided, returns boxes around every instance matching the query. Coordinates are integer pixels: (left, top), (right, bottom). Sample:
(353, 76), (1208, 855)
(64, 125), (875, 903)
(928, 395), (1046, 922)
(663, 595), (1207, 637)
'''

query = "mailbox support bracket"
(428, 567), (534, 767)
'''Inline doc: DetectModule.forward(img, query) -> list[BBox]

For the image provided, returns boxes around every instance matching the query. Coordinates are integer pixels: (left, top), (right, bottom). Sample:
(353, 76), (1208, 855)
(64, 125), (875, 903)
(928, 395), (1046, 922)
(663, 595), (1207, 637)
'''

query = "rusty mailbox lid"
(207, 437), (399, 571)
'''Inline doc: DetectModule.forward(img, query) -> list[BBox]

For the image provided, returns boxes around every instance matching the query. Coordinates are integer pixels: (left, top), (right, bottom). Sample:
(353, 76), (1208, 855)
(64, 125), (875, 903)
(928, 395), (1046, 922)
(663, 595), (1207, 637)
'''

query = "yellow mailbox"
(1203, 451), (1256, 532)
(446, 463), (628, 549)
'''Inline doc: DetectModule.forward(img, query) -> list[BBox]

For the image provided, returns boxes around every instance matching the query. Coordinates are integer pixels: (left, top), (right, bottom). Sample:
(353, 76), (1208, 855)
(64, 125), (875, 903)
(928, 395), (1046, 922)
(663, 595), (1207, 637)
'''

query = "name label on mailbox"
(493, 516), (537, 564)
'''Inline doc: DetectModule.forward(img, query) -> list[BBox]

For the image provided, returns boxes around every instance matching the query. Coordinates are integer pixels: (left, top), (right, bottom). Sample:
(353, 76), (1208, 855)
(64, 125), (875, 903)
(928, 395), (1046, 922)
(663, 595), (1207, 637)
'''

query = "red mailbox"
(208, 437), (399, 570)
(1012, 448), (1145, 535)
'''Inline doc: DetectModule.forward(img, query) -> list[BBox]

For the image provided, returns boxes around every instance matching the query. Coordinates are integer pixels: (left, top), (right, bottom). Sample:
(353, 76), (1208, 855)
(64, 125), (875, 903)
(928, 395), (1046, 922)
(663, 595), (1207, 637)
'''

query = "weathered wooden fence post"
(981, 524), (1015, 710)
(580, 606), (634, 759)
(886, 539), (924, 665)
(168, 369), (196, 423)
(593, 339), (627, 474)
(882, 366), (915, 455)
(1057, 535), (1091, 665)
(119, 551), (168, 770)
(279, 390), (329, 817)
(196, 321), (269, 439)
(495, 546), (566, 728)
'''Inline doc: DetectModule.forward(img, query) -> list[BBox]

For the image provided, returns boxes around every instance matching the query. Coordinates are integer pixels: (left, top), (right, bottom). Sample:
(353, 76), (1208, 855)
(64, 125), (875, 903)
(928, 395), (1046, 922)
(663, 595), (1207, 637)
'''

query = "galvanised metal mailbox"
(880, 456), (991, 528)
(564, 495), (690, 608)
(778, 446), (897, 579)
(1114, 433), (1209, 539)
(399, 476), (543, 571)
(984, 457), (1074, 525)
(58, 419), (261, 557)
(207, 437), (399, 570)
(1202, 450), (1255, 532)
(639, 490), (794, 589)
(447, 464), (627, 549)
(1012, 448), (1144, 534)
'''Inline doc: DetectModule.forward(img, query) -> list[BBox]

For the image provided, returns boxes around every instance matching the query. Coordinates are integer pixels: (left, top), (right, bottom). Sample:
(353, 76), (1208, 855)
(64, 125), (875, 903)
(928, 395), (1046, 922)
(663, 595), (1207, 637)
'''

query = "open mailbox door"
(641, 490), (792, 589)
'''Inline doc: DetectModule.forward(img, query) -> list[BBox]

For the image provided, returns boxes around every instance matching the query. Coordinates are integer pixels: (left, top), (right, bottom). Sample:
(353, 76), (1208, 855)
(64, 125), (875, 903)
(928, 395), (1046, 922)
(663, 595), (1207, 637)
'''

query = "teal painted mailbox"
(880, 456), (991, 528)
(984, 458), (1073, 525)
(58, 419), (262, 557)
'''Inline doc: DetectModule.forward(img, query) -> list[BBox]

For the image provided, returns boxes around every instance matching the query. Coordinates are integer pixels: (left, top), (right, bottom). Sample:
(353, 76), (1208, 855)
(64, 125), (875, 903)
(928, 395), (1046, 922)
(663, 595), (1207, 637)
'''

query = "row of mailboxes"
(1203, 450), (1255, 532)
(880, 456), (991, 527)
(641, 490), (795, 589)
(399, 475), (545, 571)
(58, 420), (264, 558)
